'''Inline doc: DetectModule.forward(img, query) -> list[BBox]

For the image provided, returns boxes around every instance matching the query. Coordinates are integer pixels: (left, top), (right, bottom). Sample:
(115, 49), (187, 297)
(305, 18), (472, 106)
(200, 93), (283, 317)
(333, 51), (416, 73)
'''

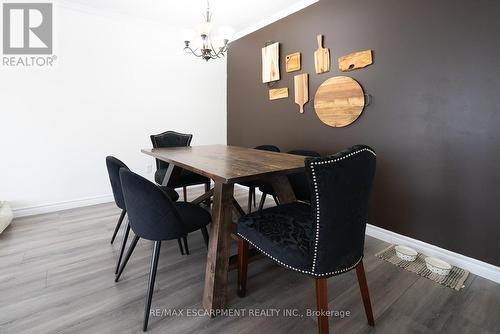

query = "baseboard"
(12, 194), (115, 218)
(12, 184), (208, 218)
(366, 224), (500, 284)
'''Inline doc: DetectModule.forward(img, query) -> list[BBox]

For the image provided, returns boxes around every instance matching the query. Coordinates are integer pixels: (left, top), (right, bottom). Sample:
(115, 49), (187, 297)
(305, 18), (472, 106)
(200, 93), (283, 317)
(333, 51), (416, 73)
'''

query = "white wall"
(0, 5), (227, 215)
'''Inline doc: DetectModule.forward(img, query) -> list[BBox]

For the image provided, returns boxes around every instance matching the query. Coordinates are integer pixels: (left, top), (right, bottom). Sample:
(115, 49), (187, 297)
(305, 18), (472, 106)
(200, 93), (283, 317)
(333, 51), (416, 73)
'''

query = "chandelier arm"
(213, 45), (227, 58)
(184, 46), (204, 58)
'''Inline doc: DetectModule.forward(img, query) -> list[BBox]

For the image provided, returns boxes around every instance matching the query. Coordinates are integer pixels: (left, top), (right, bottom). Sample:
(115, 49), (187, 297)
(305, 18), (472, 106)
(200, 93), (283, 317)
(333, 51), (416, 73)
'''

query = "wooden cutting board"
(294, 73), (308, 113)
(338, 50), (373, 72)
(269, 88), (288, 100)
(262, 42), (280, 83)
(314, 34), (330, 74)
(314, 76), (365, 127)
(285, 52), (301, 72)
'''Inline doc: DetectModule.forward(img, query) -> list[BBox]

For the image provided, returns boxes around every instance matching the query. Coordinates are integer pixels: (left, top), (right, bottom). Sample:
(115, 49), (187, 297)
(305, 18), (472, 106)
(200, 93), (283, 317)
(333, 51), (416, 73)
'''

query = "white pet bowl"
(425, 257), (452, 276)
(395, 245), (418, 261)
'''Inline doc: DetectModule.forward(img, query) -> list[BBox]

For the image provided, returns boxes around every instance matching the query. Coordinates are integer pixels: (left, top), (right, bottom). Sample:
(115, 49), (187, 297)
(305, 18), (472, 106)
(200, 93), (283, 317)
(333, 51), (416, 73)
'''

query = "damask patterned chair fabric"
(238, 145), (376, 277)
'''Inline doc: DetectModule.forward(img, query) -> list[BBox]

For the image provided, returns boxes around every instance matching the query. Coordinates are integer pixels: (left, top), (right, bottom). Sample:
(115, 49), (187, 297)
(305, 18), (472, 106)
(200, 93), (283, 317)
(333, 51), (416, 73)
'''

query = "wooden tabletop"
(141, 144), (306, 184)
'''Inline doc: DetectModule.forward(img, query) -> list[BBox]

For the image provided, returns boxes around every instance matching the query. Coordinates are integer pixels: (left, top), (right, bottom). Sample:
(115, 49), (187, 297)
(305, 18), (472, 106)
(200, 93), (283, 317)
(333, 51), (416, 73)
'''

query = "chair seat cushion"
(174, 202), (211, 233)
(155, 168), (210, 187)
(237, 202), (313, 272)
(159, 186), (180, 202)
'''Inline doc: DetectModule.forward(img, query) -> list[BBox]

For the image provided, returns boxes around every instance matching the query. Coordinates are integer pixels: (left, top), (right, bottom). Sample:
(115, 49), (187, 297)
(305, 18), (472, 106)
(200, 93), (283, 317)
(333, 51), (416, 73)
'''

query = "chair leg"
(115, 235), (140, 282)
(258, 193), (267, 211)
(177, 238), (184, 255)
(237, 238), (249, 297)
(115, 222), (131, 274)
(182, 236), (190, 255)
(272, 194), (280, 206)
(315, 278), (329, 334)
(201, 226), (209, 249)
(183, 186), (187, 201)
(252, 187), (257, 207)
(247, 187), (254, 214)
(111, 209), (126, 244)
(143, 240), (161, 332)
(356, 261), (375, 326)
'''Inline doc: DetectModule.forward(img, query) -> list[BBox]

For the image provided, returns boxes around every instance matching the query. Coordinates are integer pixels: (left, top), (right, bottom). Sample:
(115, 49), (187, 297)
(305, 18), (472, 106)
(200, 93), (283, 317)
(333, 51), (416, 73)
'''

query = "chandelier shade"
(181, 1), (235, 61)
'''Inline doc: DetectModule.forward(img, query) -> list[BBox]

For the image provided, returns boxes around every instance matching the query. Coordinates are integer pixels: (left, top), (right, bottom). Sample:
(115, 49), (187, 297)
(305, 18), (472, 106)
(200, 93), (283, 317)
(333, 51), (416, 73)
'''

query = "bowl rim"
(425, 257), (452, 270)
(395, 245), (418, 256)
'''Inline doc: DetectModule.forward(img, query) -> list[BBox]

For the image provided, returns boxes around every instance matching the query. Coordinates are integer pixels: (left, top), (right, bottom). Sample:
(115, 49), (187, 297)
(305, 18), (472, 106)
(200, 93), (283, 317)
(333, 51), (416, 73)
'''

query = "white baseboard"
(366, 224), (500, 284)
(11, 184), (209, 218)
(13, 194), (115, 218)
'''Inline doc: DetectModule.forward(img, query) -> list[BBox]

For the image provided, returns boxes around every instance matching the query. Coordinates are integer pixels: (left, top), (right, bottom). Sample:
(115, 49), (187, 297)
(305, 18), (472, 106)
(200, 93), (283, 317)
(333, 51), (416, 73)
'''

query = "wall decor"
(338, 50), (373, 71)
(269, 88), (289, 100)
(285, 52), (301, 72)
(314, 34), (330, 74)
(314, 76), (365, 127)
(262, 42), (280, 83)
(294, 73), (309, 113)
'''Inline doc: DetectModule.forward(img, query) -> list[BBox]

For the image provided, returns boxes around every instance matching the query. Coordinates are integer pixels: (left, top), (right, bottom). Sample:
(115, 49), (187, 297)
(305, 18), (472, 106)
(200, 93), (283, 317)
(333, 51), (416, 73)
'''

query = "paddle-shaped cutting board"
(294, 73), (308, 113)
(314, 34), (330, 74)
(314, 76), (365, 127)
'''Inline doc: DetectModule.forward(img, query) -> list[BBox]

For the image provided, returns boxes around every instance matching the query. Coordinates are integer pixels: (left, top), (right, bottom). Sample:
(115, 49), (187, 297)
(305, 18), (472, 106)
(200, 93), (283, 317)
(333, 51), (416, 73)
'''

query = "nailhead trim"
(310, 147), (376, 273)
(237, 233), (363, 277)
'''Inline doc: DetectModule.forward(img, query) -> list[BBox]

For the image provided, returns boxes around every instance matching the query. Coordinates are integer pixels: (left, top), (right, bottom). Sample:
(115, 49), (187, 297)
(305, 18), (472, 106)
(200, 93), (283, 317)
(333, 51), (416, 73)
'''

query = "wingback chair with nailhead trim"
(236, 145), (377, 334)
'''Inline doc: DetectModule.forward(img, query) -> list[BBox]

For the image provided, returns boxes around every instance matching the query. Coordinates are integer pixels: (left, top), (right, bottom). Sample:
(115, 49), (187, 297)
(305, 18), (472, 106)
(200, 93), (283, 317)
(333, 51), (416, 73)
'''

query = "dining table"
(141, 144), (306, 314)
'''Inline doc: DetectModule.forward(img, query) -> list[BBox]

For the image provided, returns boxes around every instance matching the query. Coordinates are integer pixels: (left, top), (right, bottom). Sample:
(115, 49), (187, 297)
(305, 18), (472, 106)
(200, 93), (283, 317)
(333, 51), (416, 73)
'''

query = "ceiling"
(60, 0), (316, 37)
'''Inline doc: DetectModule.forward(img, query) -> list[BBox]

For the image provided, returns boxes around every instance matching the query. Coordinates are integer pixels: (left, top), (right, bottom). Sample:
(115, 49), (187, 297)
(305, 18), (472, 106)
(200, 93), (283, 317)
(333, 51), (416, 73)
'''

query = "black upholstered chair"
(237, 145), (376, 334)
(257, 149), (321, 210)
(150, 131), (211, 201)
(105, 156), (181, 274)
(238, 145), (280, 213)
(116, 169), (211, 331)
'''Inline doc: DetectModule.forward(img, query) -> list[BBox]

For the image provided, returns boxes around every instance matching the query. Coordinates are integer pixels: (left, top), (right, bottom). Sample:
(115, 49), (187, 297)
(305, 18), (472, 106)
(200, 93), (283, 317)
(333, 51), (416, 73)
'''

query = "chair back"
(119, 169), (187, 241)
(287, 150), (321, 202)
(150, 131), (193, 170)
(254, 145), (280, 152)
(305, 145), (376, 276)
(105, 156), (129, 210)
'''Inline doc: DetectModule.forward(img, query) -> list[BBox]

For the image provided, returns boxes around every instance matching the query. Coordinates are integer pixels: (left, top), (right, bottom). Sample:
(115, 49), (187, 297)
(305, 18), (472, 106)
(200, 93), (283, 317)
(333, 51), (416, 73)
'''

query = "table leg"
(269, 175), (296, 204)
(161, 164), (175, 186)
(203, 182), (234, 313)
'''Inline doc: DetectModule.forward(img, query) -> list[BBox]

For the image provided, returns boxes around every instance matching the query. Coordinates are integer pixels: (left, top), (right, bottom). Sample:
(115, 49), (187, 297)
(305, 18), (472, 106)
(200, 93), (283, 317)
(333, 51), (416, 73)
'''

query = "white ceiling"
(59, 0), (316, 37)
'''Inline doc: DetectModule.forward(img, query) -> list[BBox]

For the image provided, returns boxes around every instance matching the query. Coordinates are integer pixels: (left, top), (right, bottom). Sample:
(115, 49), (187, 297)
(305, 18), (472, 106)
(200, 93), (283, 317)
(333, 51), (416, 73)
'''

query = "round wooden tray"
(314, 76), (365, 127)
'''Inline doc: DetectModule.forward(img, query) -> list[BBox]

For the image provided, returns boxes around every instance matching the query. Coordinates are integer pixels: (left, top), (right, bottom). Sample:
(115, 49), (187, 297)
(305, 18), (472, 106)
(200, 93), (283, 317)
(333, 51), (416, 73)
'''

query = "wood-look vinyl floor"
(1, 186), (499, 334)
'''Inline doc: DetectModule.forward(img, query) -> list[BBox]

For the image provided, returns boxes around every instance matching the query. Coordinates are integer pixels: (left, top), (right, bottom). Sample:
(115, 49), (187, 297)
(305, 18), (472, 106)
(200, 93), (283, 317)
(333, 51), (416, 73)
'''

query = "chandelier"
(181, 1), (235, 61)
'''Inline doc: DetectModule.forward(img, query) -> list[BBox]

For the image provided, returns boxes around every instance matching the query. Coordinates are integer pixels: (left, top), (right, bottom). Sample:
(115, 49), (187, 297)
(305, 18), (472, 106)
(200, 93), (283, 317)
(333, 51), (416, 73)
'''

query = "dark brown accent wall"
(227, 0), (500, 266)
